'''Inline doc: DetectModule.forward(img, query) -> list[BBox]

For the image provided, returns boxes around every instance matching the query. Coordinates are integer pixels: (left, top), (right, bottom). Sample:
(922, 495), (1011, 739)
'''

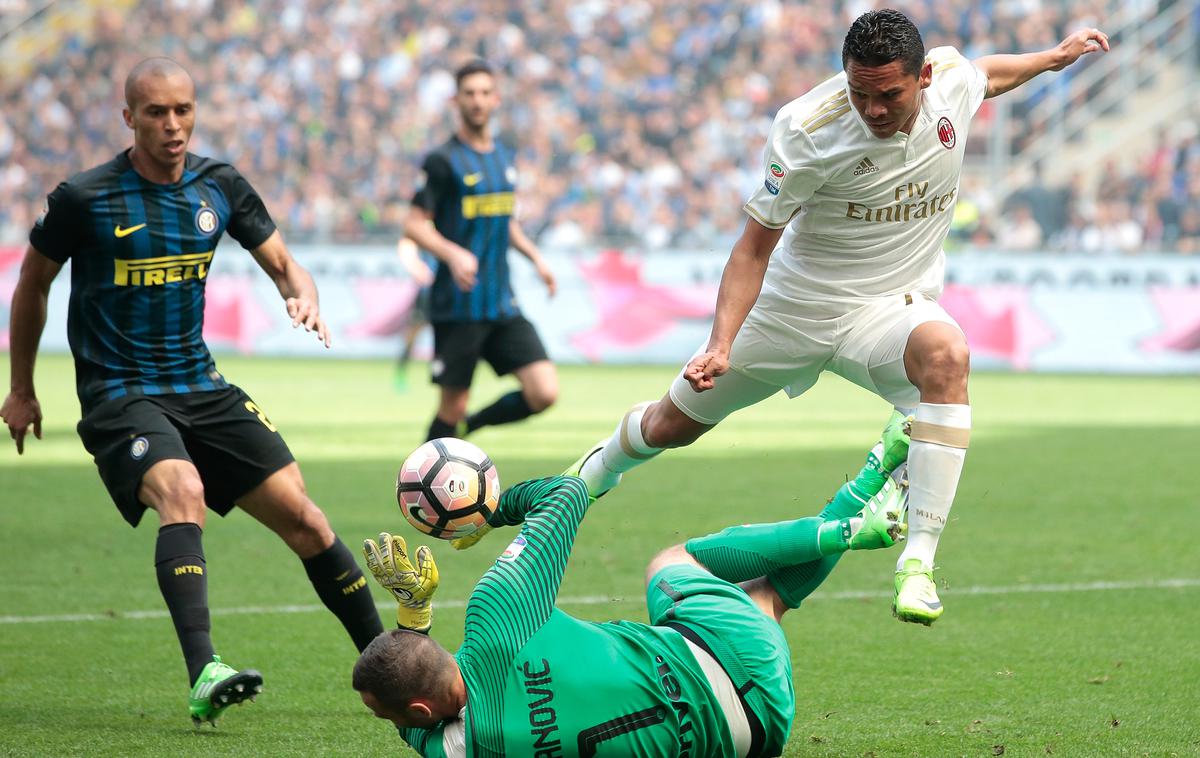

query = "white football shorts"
(669, 292), (962, 425)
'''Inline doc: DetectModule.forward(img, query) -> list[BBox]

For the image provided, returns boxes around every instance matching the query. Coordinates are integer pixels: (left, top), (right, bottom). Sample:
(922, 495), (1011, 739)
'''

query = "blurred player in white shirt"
(571, 9), (1108, 625)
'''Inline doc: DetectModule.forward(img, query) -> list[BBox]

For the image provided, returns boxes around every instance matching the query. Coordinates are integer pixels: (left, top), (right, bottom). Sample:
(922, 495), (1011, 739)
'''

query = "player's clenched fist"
(363, 533), (439, 633)
(684, 349), (730, 392)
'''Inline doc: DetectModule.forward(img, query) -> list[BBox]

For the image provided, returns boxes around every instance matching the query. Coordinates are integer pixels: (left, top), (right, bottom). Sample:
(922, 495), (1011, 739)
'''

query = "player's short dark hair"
(842, 9), (925, 77)
(352, 629), (457, 712)
(455, 59), (495, 89)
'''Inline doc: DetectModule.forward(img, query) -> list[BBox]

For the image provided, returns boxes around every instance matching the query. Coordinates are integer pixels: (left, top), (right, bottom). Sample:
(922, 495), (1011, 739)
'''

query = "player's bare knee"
(141, 465), (206, 521)
(921, 342), (970, 396)
(437, 390), (470, 422)
(525, 385), (557, 413)
(644, 544), (698, 587)
(286, 500), (335, 557)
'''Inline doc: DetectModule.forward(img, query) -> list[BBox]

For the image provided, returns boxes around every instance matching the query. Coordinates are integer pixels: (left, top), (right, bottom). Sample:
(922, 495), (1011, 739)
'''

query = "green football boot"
(562, 440), (612, 503)
(879, 410), (912, 474)
(849, 466), (909, 550)
(893, 558), (943, 626)
(188, 655), (263, 727)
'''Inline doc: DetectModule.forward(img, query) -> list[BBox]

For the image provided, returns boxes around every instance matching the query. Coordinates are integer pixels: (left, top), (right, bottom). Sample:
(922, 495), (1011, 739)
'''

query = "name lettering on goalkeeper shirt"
(522, 659), (562, 755)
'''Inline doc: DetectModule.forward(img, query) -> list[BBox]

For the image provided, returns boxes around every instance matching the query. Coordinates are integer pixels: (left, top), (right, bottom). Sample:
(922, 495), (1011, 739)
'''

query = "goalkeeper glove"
(449, 523), (493, 551)
(363, 533), (439, 633)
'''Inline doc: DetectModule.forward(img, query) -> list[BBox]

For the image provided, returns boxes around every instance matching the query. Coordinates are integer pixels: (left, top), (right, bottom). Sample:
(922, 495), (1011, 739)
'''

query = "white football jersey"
(744, 46), (987, 303)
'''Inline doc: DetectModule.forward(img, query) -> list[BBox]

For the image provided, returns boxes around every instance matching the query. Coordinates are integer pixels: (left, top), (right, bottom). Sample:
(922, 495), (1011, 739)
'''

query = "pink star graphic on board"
(570, 249), (716, 361)
(1140, 287), (1200, 352)
(0, 246), (24, 350)
(939, 284), (1055, 370)
(202, 277), (276, 354)
(345, 279), (421, 338)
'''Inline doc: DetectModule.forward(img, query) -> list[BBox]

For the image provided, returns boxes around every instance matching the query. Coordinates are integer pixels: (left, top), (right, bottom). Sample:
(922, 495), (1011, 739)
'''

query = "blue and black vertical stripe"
(419, 137), (520, 323)
(31, 151), (274, 414)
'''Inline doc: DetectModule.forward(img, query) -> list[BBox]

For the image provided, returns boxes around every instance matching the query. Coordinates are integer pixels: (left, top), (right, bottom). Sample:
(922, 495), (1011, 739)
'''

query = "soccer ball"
(396, 437), (499, 540)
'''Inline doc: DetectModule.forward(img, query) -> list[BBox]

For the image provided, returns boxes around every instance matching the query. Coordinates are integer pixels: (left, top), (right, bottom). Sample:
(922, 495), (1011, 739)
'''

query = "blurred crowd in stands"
(1, 0), (1197, 253)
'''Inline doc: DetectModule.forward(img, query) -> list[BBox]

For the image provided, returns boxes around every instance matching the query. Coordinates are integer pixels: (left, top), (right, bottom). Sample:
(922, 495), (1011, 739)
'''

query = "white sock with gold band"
(897, 402), (971, 569)
(578, 401), (660, 495)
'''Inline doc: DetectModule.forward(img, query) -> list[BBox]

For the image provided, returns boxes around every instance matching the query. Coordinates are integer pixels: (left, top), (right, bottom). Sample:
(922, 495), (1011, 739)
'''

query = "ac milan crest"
(937, 117), (956, 149)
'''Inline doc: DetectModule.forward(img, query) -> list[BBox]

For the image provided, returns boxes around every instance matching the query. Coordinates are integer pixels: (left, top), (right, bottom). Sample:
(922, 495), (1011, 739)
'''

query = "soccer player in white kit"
(570, 10), (1109, 625)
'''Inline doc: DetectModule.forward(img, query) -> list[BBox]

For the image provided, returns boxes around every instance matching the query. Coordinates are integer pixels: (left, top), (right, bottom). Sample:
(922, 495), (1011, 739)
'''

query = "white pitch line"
(2, 578), (1198, 625)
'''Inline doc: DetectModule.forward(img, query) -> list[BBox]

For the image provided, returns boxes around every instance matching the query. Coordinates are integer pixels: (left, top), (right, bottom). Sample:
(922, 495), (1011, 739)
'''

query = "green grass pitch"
(1, 354), (1197, 757)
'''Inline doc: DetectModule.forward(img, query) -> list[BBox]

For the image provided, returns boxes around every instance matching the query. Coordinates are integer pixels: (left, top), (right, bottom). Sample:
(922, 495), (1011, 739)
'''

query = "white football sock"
(579, 401), (661, 494)
(898, 402), (970, 570)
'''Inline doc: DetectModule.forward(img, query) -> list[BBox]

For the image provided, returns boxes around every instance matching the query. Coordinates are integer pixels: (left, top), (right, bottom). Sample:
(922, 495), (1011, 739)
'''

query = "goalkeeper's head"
(353, 629), (465, 727)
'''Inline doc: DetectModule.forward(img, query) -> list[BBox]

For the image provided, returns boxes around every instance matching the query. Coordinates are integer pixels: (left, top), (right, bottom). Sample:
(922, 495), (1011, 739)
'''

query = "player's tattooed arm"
(250, 230), (331, 348)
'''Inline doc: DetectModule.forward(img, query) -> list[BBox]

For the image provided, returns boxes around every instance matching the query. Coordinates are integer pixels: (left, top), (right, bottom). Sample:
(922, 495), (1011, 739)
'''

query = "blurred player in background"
(0, 58), (383, 725)
(570, 10), (1109, 625)
(405, 60), (558, 442)
(394, 236), (434, 391)
(354, 427), (909, 757)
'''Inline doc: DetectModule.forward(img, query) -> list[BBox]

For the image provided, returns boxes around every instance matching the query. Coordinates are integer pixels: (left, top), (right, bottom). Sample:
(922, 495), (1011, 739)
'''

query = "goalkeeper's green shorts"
(646, 564), (794, 756)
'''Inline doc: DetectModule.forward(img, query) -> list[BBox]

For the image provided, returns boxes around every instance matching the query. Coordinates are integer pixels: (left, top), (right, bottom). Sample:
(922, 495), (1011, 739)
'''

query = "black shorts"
(431, 316), (549, 388)
(76, 386), (295, 527)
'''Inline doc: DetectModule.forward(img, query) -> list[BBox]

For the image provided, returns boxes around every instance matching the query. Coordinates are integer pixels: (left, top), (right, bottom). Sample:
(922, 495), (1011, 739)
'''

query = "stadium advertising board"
(2, 245), (1198, 374)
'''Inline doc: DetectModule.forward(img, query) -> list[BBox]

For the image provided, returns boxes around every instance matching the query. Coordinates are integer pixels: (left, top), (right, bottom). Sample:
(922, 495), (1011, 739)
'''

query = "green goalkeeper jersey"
(398, 477), (737, 758)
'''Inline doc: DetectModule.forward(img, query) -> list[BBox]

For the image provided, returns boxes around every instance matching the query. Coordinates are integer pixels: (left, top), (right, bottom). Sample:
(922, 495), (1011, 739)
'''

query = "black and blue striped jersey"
(29, 150), (276, 414)
(412, 137), (520, 323)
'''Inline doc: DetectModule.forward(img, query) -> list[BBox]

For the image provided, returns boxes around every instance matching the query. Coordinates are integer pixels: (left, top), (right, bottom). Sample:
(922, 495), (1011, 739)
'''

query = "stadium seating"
(1, 0), (1197, 252)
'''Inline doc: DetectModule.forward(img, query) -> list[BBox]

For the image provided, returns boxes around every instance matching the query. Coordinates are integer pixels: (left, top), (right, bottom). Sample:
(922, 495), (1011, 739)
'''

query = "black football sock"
(154, 523), (215, 686)
(302, 537), (384, 652)
(426, 416), (458, 441)
(465, 391), (535, 433)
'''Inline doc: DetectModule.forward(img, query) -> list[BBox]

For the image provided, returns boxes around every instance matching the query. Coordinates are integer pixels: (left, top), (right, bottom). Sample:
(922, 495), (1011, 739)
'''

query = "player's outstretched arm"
(458, 477), (591, 667)
(685, 218), (783, 392)
(975, 28), (1110, 99)
(1, 247), (61, 454)
(250, 230), (331, 348)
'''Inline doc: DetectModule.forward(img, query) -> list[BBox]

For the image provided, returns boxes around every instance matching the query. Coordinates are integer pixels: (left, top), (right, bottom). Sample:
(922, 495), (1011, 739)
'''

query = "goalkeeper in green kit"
(354, 415), (911, 758)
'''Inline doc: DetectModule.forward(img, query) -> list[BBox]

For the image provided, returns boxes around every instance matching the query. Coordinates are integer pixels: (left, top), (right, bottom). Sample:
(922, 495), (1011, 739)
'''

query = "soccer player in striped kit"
(1, 58), (383, 725)
(404, 59), (559, 443)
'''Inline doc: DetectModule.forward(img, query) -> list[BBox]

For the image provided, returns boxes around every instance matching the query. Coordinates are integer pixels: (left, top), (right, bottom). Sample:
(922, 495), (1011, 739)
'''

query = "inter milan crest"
(130, 436), (149, 460)
(937, 117), (956, 149)
(195, 206), (219, 235)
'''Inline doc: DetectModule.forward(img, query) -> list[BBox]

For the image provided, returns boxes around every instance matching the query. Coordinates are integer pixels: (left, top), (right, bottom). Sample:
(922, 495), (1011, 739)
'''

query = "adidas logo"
(193, 680), (217, 700)
(853, 157), (879, 176)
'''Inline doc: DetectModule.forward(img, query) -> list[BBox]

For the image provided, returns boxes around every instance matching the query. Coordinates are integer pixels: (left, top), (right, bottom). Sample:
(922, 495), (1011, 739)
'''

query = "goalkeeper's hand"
(363, 533), (439, 633)
(449, 523), (493, 551)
